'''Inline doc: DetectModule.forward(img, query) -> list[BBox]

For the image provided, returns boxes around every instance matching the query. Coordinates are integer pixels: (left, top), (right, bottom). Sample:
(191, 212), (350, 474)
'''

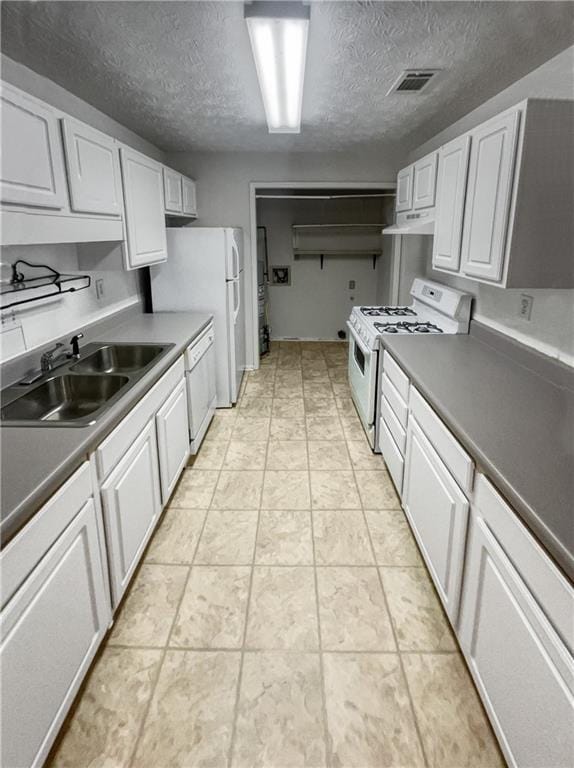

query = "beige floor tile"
(304, 396), (339, 416)
(238, 396), (273, 416)
(317, 567), (395, 651)
(255, 510), (313, 565)
(302, 367), (331, 382)
(211, 470), (264, 509)
(310, 470), (361, 509)
(307, 441), (351, 470)
(347, 439), (386, 471)
(247, 368), (276, 383)
(327, 367), (348, 383)
(275, 369), (303, 384)
(365, 509), (423, 566)
(323, 652), (425, 768)
(195, 509), (258, 564)
(303, 380), (332, 396)
(244, 380), (275, 398)
(261, 470), (311, 509)
(313, 510), (374, 565)
(206, 414), (236, 441)
(274, 382), (304, 399)
(170, 468), (219, 508)
(355, 470), (401, 508)
(109, 564), (188, 647)
(232, 652), (326, 767)
(133, 650), (241, 768)
(402, 653), (505, 768)
(171, 566), (250, 649)
(272, 398), (305, 419)
(306, 415), (344, 440)
(232, 416), (270, 442)
(266, 440), (308, 470)
(223, 441), (268, 470)
(380, 567), (457, 651)
(145, 508), (206, 564)
(335, 396), (360, 416)
(189, 439), (227, 470)
(246, 566), (319, 650)
(50, 647), (162, 768)
(270, 417), (307, 440)
(331, 382), (352, 397)
(340, 415), (367, 440)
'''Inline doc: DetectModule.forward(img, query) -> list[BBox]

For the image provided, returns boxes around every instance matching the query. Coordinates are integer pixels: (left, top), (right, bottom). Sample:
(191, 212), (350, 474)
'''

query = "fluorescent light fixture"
(245, 2), (309, 133)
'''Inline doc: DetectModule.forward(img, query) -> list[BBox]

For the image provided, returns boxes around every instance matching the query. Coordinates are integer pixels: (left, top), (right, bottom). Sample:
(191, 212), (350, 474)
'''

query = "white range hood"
(382, 209), (435, 236)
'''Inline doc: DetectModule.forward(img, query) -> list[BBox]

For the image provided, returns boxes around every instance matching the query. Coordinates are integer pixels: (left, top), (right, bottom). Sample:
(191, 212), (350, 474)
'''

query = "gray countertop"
(380, 328), (574, 581)
(1, 311), (212, 546)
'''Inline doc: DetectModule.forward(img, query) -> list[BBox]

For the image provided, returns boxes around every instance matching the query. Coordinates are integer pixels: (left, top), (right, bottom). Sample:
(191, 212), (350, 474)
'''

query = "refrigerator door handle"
(233, 279), (240, 323)
(231, 242), (239, 280)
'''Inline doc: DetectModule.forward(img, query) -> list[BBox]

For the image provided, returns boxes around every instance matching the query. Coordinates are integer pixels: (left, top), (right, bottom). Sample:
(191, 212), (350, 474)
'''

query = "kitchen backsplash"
(0, 244), (144, 365)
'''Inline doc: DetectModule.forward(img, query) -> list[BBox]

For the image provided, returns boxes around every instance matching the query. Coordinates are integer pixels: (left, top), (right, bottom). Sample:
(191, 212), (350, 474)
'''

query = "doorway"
(250, 182), (397, 366)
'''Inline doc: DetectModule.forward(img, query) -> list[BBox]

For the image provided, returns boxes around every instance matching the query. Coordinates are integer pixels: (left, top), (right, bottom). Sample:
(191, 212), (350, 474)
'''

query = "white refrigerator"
(151, 227), (245, 407)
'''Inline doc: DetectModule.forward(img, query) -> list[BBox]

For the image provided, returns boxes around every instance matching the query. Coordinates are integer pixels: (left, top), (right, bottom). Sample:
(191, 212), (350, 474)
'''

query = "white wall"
(166, 150), (407, 364)
(404, 45), (574, 364)
(257, 196), (394, 340)
(1, 245), (143, 363)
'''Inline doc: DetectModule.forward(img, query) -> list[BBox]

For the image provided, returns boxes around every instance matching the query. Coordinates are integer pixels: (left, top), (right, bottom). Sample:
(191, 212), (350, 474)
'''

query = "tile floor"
(49, 341), (505, 768)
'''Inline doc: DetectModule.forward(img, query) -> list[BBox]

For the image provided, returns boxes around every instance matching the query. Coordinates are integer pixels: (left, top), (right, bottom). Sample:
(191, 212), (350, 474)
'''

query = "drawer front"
(1, 462), (92, 609)
(383, 351), (409, 401)
(409, 385), (474, 493)
(379, 418), (404, 495)
(96, 356), (184, 480)
(380, 395), (407, 454)
(381, 373), (408, 427)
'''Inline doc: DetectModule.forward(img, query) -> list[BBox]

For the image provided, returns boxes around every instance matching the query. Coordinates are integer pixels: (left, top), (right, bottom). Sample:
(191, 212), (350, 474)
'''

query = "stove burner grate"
(360, 306), (416, 317)
(374, 321), (444, 334)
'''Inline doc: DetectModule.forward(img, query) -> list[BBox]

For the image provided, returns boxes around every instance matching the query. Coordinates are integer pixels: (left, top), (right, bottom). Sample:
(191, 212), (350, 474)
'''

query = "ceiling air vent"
(387, 70), (439, 95)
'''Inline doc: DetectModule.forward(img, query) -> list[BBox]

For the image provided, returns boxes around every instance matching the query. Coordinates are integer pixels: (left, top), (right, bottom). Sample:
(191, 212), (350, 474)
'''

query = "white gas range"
(346, 279), (472, 449)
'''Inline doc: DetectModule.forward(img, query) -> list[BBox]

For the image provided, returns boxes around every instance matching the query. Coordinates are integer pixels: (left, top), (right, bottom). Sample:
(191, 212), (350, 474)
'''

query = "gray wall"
(405, 45), (574, 364)
(167, 150), (406, 364)
(257, 196), (394, 340)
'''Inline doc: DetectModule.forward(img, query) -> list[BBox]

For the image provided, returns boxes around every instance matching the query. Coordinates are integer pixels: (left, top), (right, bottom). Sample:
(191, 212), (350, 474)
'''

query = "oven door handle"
(346, 321), (370, 358)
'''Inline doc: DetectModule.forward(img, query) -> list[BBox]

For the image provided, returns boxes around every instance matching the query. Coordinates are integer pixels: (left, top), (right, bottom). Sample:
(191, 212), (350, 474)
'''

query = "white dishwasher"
(185, 321), (217, 454)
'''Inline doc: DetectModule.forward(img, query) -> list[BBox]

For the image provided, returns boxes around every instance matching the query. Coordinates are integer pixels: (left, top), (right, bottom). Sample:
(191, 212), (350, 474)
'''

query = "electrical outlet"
(95, 278), (105, 301)
(349, 280), (356, 290)
(519, 294), (533, 321)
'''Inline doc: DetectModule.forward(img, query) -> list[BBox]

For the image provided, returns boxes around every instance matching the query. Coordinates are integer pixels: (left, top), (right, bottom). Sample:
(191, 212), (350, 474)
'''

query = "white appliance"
(151, 227), (246, 407)
(347, 278), (472, 449)
(185, 321), (217, 453)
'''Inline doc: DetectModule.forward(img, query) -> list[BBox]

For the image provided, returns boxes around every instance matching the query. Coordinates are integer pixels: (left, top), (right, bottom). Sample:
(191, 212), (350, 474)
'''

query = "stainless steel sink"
(1, 374), (129, 423)
(71, 344), (167, 374)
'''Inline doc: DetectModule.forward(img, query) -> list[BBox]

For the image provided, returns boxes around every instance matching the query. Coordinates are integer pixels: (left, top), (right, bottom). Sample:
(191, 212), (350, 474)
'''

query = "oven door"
(347, 321), (378, 447)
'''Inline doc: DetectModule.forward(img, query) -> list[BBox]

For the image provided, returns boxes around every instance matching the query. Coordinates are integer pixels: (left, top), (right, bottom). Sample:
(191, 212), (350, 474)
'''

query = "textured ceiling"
(2, 1), (573, 153)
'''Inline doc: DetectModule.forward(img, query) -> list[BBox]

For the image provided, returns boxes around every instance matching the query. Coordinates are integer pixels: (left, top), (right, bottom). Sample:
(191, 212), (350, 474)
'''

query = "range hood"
(382, 209), (435, 236)
(292, 224), (384, 256)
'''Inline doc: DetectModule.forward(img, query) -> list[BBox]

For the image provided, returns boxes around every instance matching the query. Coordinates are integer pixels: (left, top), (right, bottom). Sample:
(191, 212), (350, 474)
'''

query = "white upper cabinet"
(432, 134), (471, 272)
(460, 109), (520, 283)
(412, 151), (438, 209)
(61, 118), (122, 216)
(0, 84), (67, 209)
(163, 167), (183, 214)
(120, 147), (167, 269)
(182, 176), (198, 216)
(395, 165), (414, 212)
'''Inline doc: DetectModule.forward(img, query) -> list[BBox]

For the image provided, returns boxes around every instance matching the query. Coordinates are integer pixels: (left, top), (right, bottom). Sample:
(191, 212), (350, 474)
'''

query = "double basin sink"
(1, 343), (174, 427)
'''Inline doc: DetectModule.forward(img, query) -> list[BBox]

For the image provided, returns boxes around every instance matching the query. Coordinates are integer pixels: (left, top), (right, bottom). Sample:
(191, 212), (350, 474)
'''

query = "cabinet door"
(413, 152), (438, 209)
(182, 177), (197, 216)
(156, 378), (190, 504)
(61, 118), (122, 216)
(1, 84), (67, 209)
(120, 147), (167, 269)
(101, 420), (162, 605)
(402, 417), (469, 623)
(1, 498), (110, 768)
(460, 109), (520, 282)
(459, 490), (574, 768)
(395, 165), (414, 212)
(432, 135), (471, 272)
(163, 167), (183, 214)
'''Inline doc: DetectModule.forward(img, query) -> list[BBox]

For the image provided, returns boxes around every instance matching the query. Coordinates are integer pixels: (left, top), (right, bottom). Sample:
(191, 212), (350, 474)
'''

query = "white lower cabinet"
(1, 490), (110, 768)
(156, 378), (190, 504)
(101, 419), (162, 605)
(402, 415), (469, 623)
(459, 475), (574, 768)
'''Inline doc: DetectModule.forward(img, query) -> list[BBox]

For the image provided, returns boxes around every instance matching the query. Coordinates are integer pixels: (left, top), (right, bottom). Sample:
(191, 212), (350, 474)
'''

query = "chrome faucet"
(40, 342), (67, 373)
(19, 333), (85, 385)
